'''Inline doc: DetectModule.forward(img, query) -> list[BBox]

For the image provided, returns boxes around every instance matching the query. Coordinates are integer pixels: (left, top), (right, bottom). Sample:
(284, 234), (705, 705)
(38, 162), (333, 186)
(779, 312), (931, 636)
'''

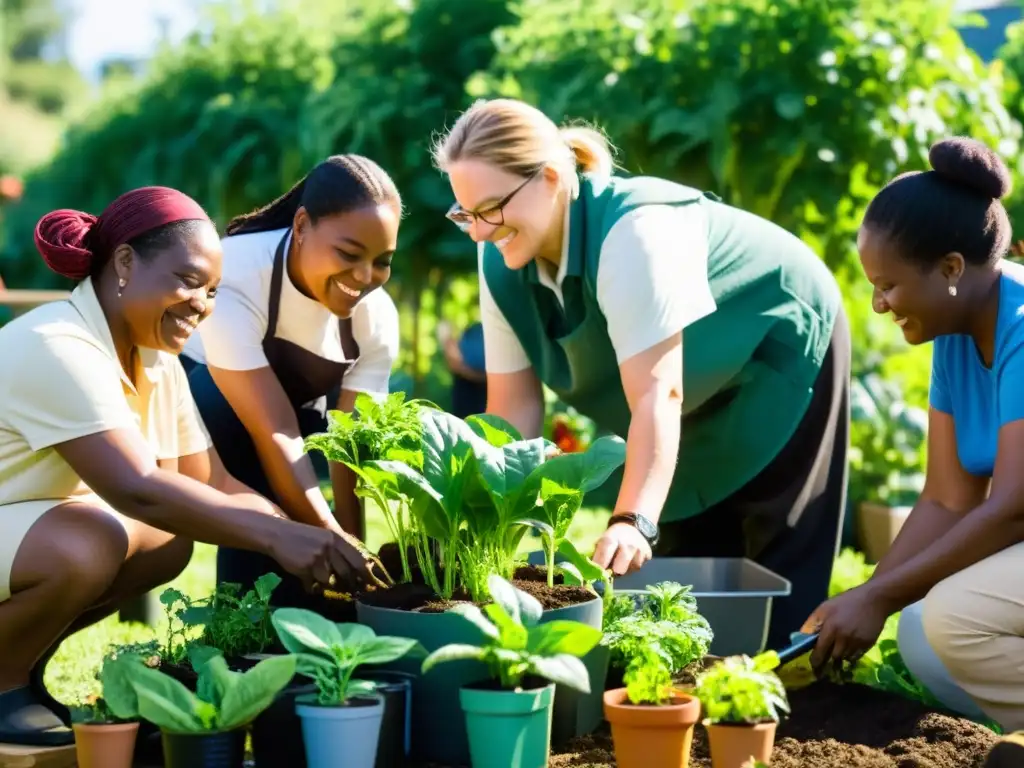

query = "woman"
(0, 187), (370, 746)
(180, 155), (401, 610)
(432, 97), (850, 650)
(801, 137), (1024, 734)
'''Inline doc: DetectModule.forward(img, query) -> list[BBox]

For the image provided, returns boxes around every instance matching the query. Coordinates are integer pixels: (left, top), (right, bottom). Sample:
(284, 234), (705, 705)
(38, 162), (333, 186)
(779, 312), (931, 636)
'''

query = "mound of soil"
(357, 564), (595, 612)
(418, 681), (1000, 768)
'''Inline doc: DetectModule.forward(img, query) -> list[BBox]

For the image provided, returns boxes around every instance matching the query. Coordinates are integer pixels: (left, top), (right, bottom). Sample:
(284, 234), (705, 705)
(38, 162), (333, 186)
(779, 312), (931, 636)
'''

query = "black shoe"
(0, 686), (74, 747)
(984, 731), (1024, 768)
(29, 644), (71, 726)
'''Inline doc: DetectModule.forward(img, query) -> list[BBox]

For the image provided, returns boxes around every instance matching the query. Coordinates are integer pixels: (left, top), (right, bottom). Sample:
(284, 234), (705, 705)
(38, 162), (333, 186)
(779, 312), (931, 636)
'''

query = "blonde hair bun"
(558, 125), (614, 178)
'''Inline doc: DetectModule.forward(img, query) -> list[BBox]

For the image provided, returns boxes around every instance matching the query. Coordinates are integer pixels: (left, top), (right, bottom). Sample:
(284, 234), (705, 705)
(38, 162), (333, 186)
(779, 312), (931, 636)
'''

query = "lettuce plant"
(367, 410), (625, 602)
(422, 575), (602, 692)
(693, 652), (790, 725)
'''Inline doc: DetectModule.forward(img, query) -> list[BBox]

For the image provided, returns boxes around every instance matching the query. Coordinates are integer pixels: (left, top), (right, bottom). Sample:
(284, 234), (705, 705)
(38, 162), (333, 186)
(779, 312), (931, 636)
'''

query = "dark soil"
(535, 682), (997, 768)
(357, 563), (594, 613)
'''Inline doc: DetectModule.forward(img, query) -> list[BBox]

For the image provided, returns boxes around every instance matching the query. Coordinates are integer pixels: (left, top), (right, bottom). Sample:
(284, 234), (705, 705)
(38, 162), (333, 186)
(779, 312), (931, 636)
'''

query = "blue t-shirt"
(930, 262), (1024, 476)
(458, 322), (486, 373)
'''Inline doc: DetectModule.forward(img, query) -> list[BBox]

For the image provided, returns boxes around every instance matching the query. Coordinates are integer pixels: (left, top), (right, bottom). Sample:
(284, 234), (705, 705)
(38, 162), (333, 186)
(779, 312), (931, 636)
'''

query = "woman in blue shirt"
(803, 137), (1024, 733)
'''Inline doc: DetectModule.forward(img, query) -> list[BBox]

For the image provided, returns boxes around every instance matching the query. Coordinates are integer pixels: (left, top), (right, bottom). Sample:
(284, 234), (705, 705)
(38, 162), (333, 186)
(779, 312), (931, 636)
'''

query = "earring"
(948, 284), (958, 297)
(118, 278), (127, 297)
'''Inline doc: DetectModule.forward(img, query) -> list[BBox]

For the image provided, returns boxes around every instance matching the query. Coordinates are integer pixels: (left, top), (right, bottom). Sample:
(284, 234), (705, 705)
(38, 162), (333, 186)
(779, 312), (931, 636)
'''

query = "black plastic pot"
(251, 681), (318, 768)
(352, 670), (414, 768)
(160, 728), (246, 768)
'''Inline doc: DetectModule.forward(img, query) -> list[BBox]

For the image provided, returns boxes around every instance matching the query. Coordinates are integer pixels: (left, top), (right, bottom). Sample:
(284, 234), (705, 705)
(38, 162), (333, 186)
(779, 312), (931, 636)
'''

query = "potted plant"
(315, 409), (624, 764)
(692, 652), (790, 768)
(603, 637), (702, 768)
(422, 574), (602, 768)
(122, 644), (297, 768)
(270, 607), (423, 768)
(849, 366), (926, 563)
(70, 653), (144, 768)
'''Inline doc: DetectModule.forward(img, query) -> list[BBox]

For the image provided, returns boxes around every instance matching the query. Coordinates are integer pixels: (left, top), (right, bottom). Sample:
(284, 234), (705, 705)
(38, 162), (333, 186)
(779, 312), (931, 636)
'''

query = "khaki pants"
(906, 542), (1024, 731)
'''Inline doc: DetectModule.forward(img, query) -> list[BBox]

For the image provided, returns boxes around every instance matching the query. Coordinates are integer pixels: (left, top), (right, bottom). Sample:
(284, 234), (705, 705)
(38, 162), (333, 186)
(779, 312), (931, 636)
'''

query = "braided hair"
(225, 155), (402, 237)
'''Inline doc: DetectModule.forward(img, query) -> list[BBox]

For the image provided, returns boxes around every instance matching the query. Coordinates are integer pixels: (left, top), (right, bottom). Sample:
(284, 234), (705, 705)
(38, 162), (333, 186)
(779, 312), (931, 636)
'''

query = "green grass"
(44, 505), (612, 705)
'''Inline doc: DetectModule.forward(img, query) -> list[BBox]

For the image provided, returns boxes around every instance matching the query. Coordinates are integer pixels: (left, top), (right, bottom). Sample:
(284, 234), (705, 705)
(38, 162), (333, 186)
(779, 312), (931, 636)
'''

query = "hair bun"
(34, 209), (99, 280)
(929, 137), (1012, 200)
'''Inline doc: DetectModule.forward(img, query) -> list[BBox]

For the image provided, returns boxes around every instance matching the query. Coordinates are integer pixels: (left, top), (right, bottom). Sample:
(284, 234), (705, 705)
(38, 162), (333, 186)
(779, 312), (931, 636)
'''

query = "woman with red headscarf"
(0, 187), (371, 747)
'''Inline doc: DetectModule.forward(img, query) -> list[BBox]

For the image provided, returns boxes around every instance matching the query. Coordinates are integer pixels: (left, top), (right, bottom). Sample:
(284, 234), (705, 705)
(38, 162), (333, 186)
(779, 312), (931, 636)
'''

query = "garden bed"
(407, 680), (998, 767)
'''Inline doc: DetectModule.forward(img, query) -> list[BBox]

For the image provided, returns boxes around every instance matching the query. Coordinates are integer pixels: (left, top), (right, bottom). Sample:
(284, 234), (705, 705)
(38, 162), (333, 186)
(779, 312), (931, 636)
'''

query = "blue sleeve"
(929, 344), (953, 414)
(999, 346), (1024, 426)
(458, 323), (486, 373)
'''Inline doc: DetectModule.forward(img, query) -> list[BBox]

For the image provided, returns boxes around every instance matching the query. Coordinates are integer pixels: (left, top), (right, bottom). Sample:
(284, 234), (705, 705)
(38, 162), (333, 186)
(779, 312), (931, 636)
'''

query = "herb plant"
(271, 608), (423, 706)
(693, 652), (790, 725)
(622, 646), (676, 706)
(123, 645), (297, 733)
(70, 652), (146, 725)
(304, 391), (436, 583)
(421, 575), (602, 692)
(602, 582), (714, 677)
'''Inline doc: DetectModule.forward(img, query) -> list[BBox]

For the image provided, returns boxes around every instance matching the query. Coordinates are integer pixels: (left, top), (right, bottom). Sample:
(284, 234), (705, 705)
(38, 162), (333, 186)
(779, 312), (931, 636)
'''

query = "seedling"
(602, 582), (714, 678)
(70, 651), (145, 725)
(421, 574), (602, 692)
(693, 652), (790, 725)
(271, 608), (423, 706)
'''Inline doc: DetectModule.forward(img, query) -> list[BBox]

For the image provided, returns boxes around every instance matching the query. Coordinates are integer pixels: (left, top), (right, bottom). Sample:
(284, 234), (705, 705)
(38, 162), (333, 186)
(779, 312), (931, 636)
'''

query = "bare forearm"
(213, 472), (289, 521)
(871, 499), (1024, 611)
(613, 392), (680, 523)
(252, 433), (336, 529)
(488, 394), (543, 438)
(871, 499), (963, 578)
(329, 462), (364, 539)
(111, 470), (286, 554)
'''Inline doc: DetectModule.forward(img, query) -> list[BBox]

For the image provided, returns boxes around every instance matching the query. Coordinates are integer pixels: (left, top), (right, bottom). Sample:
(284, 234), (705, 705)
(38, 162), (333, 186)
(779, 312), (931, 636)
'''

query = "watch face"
(637, 516), (658, 539)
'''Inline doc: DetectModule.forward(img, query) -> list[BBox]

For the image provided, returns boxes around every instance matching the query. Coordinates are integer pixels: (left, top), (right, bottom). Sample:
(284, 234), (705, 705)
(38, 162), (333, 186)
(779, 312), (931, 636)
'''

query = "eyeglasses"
(446, 170), (540, 232)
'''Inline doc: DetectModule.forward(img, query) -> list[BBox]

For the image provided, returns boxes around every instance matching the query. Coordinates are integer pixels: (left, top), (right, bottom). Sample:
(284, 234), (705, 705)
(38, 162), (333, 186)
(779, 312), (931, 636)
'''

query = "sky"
(65, 0), (203, 81)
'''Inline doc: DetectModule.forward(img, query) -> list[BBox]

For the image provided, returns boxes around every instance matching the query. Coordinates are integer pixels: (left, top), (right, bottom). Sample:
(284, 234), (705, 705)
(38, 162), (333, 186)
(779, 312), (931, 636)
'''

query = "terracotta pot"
(603, 687), (701, 768)
(703, 720), (777, 768)
(72, 721), (139, 768)
(857, 501), (911, 563)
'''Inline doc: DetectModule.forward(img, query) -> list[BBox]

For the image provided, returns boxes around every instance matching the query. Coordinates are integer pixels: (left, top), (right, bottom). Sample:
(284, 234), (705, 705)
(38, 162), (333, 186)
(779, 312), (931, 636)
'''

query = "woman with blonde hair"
(433, 98), (850, 648)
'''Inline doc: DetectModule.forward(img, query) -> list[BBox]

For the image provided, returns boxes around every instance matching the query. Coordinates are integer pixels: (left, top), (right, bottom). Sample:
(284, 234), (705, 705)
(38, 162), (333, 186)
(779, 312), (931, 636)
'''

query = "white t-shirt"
(479, 203), (716, 374)
(184, 228), (399, 395)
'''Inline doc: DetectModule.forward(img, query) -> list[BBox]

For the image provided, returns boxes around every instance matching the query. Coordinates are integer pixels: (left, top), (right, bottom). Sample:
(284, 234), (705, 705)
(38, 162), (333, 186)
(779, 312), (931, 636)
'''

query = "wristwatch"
(608, 512), (660, 547)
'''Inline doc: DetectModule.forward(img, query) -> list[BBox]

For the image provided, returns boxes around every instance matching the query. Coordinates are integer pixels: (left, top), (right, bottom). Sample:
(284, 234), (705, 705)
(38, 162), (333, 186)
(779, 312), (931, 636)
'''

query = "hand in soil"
(801, 583), (890, 675)
(592, 522), (652, 575)
(267, 521), (373, 593)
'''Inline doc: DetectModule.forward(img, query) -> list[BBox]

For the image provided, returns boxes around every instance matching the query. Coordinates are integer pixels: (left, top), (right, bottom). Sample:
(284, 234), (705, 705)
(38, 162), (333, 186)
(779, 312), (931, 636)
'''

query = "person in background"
(438, 319), (488, 418)
(801, 137), (1024, 734)
(180, 155), (401, 610)
(0, 188), (369, 746)
(432, 97), (850, 650)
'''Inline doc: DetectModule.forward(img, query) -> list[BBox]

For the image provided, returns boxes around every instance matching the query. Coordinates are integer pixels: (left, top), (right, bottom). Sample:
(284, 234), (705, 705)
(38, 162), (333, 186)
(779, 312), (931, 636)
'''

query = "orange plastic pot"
(703, 720), (777, 768)
(603, 688), (701, 768)
(72, 721), (139, 768)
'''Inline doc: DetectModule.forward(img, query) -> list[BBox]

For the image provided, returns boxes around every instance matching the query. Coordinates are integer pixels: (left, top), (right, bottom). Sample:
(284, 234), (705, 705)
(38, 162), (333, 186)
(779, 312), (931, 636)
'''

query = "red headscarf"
(34, 186), (211, 280)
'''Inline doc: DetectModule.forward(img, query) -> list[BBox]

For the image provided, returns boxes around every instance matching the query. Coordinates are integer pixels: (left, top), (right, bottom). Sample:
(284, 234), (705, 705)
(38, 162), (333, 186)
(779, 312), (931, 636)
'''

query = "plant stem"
(546, 534), (556, 588)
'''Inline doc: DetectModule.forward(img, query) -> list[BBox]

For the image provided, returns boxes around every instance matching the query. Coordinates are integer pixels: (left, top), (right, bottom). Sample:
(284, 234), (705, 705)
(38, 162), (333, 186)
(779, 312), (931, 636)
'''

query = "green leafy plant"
(602, 583), (714, 679)
(69, 651), (146, 725)
(421, 574), (602, 692)
(121, 645), (297, 733)
(366, 409), (625, 601)
(271, 608), (423, 707)
(693, 652), (790, 725)
(304, 391), (436, 583)
(622, 645), (676, 706)
(157, 573), (283, 665)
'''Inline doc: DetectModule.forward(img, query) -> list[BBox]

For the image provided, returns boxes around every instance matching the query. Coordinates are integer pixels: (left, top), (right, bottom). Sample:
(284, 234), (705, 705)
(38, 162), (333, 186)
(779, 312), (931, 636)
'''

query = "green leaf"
(98, 655), (143, 721)
(271, 608), (342, 658)
(354, 636), (423, 666)
(194, 653), (235, 709)
(488, 574), (542, 627)
(483, 603), (529, 651)
(527, 621), (602, 658)
(129, 666), (203, 733)
(219, 654), (298, 731)
(466, 414), (524, 446)
(556, 539), (608, 586)
(422, 644), (486, 674)
(336, 623), (376, 649)
(254, 573), (283, 602)
(449, 603), (501, 641)
(528, 653), (591, 693)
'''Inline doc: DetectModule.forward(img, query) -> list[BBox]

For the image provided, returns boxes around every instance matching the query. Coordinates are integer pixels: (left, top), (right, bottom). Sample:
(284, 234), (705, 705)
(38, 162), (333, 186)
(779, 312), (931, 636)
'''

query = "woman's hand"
(267, 522), (373, 593)
(801, 583), (892, 676)
(592, 522), (653, 575)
